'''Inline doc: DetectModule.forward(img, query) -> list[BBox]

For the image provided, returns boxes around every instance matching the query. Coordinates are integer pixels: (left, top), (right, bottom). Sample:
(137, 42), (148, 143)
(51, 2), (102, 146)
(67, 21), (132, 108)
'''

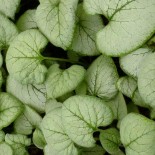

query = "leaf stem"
(43, 56), (82, 65)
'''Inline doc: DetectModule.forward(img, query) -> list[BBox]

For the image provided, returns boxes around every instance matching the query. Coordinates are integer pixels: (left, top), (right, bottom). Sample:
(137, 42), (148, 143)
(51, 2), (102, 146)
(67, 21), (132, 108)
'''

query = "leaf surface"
(0, 93), (23, 130)
(86, 55), (119, 100)
(84, 0), (155, 56)
(6, 29), (48, 85)
(41, 107), (79, 155)
(46, 64), (85, 99)
(120, 113), (155, 155)
(62, 95), (113, 147)
(36, 0), (78, 49)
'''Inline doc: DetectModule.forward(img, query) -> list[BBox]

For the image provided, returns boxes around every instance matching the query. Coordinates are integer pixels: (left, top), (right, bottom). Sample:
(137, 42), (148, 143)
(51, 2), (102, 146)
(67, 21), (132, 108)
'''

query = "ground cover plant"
(0, 0), (155, 154)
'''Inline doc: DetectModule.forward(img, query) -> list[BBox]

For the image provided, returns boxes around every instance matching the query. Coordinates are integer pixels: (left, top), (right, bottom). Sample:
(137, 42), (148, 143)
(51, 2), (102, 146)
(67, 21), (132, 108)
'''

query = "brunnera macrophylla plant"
(0, 0), (154, 155)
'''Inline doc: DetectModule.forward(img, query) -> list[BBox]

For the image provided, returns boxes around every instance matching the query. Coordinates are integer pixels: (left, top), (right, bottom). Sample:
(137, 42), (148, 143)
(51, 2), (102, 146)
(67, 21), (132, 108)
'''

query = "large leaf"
(120, 113), (155, 155)
(86, 55), (119, 100)
(41, 107), (79, 155)
(0, 0), (20, 19)
(45, 64), (85, 99)
(36, 0), (78, 49)
(70, 4), (103, 56)
(16, 9), (37, 32)
(14, 105), (42, 135)
(120, 48), (152, 78)
(0, 13), (18, 50)
(62, 95), (113, 147)
(117, 76), (137, 98)
(7, 76), (47, 113)
(84, 0), (155, 56)
(6, 29), (48, 85)
(138, 53), (155, 108)
(0, 93), (23, 130)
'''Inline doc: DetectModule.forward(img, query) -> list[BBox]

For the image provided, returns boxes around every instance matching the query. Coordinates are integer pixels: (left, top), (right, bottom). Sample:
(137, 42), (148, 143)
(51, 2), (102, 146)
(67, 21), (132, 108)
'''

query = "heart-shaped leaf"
(62, 95), (113, 147)
(84, 0), (155, 56)
(86, 55), (119, 100)
(120, 113), (155, 155)
(0, 93), (23, 130)
(0, 13), (18, 50)
(45, 64), (85, 99)
(36, 0), (78, 49)
(41, 107), (79, 155)
(6, 29), (48, 85)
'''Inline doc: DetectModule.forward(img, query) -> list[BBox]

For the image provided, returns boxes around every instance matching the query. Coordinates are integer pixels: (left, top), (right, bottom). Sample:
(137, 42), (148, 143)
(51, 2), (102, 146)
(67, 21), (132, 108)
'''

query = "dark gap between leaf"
(3, 122), (14, 133)
(138, 107), (150, 118)
(101, 15), (109, 26)
(28, 144), (43, 155)
(15, 0), (39, 20)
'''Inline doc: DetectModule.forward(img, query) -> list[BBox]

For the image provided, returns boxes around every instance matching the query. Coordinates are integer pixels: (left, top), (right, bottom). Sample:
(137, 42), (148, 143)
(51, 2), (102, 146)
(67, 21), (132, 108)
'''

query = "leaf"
(41, 107), (79, 155)
(0, 92), (23, 130)
(5, 134), (31, 146)
(0, 13), (18, 50)
(117, 76), (137, 98)
(7, 76), (47, 113)
(86, 55), (119, 100)
(0, 70), (3, 89)
(45, 64), (85, 99)
(62, 95), (113, 147)
(14, 105), (42, 135)
(105, 92), (127, 128)
(16, 9), (37, 32)
(138, 53), (155, 108)
(120, 113), (155, 155)
(6, 29), (48, 85)
(0, 0), (20, 19)
(75, 81), (87, 95)
(0, 142), (13, 155)
(127, 102), (139, 113)
(5, 134), (30, 155)
(120, 48), (152, 78)
(45, 99), (62, 114)
(70, 4), (103, 56)
(100, 128), (121, 154)
(0, 130), (5, 143)
(132, 89), (148, 108)
(36, 0), (78, 49)
(33, 128), (46, 149)
(84, 0), (155, 56)
(81, 145), (105, 155)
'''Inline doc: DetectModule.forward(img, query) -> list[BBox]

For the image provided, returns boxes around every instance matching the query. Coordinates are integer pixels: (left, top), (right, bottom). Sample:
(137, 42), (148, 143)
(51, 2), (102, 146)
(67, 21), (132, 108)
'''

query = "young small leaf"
(86, 55), (119, 100)
(14, 105), (42, 135)
(117, 76), (137, 98)
(62, 95), (113, 147)
(16, 9), (37, 32)
(45, 64), (85, 99)
(33, 128), (46, 149)
(0, 93), (23, 130)
(100, 128), (121, 154)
